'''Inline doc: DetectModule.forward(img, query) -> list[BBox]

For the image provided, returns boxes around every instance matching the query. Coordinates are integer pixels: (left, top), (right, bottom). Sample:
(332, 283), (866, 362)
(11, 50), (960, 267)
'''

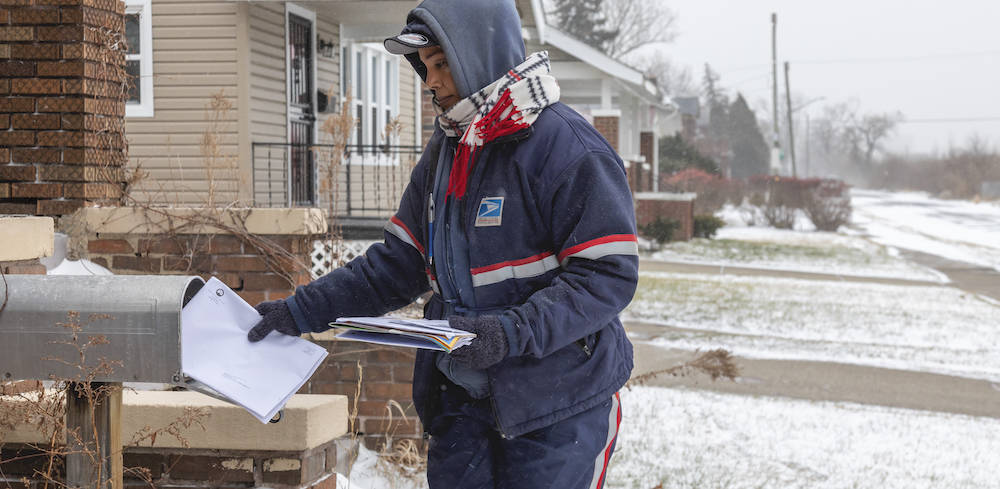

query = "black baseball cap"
(384, 19), (439, 55)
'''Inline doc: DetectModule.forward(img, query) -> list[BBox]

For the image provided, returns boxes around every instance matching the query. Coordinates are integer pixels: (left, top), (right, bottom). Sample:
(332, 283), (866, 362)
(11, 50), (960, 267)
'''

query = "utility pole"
(805, 114), (810, 178)
(771, 13), (780, 175)
(785, 61), (797, 177)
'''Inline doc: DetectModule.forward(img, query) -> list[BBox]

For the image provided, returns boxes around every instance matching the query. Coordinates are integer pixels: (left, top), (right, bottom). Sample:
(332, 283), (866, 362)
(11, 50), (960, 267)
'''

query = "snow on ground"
(337, 443), (427, 489)
(851, 189), (1000, 271)
(624, 272), (1000, 382)
(606, 386), (1000, 489)
(46, 258), (114, 275)
(647, 205), (947, 283)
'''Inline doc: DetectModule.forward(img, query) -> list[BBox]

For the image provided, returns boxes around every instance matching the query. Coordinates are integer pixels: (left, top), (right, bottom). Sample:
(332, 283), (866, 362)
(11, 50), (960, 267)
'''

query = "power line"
(719, 49), (1000, 72)
(793, 50), (1000, 65)
(900, 117), (1000, 124)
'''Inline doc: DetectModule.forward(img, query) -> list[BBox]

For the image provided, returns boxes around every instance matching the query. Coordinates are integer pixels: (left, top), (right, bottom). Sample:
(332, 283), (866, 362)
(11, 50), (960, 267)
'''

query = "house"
(122, 0), (425, 229)
(515, 0), (676, 194)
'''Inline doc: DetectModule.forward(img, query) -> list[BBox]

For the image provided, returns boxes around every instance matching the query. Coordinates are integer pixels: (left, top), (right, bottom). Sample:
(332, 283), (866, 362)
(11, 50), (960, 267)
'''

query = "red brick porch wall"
(635, 195), (695, 241)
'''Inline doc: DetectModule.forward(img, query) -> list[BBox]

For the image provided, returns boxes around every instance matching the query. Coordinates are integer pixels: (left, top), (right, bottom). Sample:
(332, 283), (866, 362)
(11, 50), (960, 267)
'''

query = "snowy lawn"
(649, 229), (946, 282)
(606, 386), (1000, 489)
(852, 189), (1000, 271)
(624, 272), (1000, 382)
(646, 204), (946, 283)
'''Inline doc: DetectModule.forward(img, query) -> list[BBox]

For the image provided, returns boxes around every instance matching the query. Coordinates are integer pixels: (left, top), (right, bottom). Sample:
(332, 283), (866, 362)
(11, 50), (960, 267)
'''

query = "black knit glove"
(448, 315), (509, 370)
(248, 300), (301, 342)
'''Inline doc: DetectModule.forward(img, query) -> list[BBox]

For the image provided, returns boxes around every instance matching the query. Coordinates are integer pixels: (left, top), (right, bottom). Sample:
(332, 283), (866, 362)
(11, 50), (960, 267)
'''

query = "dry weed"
(0, 313), (209, 489)
(626, 349), (740, 389)
(313, 87), (356, 275)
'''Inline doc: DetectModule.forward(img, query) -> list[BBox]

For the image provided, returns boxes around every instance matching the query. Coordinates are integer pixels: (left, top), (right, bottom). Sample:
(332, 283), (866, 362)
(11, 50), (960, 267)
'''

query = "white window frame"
(124, 0), (154, 118)
(344, 42), (398, 149)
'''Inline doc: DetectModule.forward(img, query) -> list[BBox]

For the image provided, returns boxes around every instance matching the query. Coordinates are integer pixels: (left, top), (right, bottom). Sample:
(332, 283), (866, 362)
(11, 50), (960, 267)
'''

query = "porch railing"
(252, 143), (422, 218)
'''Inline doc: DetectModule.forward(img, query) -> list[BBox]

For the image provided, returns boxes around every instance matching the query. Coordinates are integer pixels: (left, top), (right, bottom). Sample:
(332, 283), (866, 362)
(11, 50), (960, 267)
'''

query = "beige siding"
(247, 2), (288, 206)
(398, 57), (416, 147)
(127, 0), (241, 205)
(248, 2), (286, 144)
(315, 14), (340, 134)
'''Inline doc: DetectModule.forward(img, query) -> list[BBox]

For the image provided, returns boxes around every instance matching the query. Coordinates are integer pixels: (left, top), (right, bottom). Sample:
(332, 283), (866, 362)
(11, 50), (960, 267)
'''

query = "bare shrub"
(805, 179), (852, 231)
(660, 168), (727, 214)
(871, 136), (1000, 200)
(741, 176), (813, 229)
(0, 312), (209, 489)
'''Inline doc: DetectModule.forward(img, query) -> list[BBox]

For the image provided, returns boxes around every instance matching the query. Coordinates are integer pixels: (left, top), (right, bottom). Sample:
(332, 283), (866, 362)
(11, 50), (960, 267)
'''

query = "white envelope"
(181, 277), (328, 423)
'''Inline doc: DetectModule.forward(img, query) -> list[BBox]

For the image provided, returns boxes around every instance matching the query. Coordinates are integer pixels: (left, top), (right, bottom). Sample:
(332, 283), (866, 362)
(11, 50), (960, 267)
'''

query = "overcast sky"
(654, 0), (1000, 155)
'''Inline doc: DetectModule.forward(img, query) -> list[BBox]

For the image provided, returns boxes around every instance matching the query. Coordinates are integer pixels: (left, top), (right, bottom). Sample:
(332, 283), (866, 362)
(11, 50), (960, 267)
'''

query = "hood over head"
(386, 0), (526, 100)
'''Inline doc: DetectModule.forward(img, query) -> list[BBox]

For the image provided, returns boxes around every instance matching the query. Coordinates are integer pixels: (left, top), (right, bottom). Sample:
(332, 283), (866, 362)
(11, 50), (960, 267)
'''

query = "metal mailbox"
(0, 274), (205, 385)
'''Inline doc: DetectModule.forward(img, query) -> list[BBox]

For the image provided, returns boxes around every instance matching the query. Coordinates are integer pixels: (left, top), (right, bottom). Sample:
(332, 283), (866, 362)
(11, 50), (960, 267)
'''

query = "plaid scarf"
(436, 51), (560, 199)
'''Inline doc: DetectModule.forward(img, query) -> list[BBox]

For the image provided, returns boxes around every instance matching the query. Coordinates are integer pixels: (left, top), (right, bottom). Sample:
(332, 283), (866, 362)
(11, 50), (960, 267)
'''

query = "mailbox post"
(0, 275), (206, 489)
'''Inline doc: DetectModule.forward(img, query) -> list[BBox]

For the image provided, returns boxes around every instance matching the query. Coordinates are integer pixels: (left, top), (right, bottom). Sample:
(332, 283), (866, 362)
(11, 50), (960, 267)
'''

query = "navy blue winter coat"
(285, 0), (638, 439)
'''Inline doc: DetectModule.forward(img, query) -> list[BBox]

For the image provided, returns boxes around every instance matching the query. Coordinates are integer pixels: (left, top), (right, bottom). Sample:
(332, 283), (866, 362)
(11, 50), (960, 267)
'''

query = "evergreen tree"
(658, 133), (719, 175)
(727, 94), (770, 178)
(551, 0), (617, 51)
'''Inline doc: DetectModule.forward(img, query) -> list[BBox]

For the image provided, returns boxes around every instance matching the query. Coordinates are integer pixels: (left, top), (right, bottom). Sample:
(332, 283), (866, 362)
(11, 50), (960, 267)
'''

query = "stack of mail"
(181, 277), (328, 424)
(331, 316), (475, 352)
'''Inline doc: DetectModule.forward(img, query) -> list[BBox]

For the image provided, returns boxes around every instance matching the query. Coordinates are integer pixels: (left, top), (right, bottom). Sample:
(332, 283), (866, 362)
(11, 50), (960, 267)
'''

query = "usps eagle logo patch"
(475, 197), (504, 227)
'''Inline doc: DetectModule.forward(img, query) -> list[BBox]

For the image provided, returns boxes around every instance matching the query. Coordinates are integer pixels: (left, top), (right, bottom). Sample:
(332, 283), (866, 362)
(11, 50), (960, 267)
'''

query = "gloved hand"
(448, 315), (509, 370)
(248, 300), (300, 342)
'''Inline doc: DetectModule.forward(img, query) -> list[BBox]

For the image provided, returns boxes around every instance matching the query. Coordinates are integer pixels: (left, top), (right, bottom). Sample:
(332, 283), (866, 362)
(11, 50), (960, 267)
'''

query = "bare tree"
(846, 112), (902, 171)
(600, 0), (677, 57)
(628, 50), (696, 97)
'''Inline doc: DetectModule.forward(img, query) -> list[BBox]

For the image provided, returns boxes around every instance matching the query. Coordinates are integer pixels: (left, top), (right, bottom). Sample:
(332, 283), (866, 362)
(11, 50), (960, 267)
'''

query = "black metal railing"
(252, 142), (422, 217)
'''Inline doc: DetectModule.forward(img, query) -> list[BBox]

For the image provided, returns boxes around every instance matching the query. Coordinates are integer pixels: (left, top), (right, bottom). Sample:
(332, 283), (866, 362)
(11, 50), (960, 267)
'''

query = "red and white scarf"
(436, 51), (560, 199)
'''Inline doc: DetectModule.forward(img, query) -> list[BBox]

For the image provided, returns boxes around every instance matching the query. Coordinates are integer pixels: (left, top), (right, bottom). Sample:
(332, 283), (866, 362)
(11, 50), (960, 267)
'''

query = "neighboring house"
(516, 0), (677, 194)
(124, 0), (423, 224)
(123, 0), (676, 220)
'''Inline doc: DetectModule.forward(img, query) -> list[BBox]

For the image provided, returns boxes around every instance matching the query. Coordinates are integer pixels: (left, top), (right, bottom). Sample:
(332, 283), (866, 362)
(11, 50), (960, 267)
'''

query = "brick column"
(640, 131), (654, 193)
(1, 0), (127, 217)
(592, 115), (619, 153)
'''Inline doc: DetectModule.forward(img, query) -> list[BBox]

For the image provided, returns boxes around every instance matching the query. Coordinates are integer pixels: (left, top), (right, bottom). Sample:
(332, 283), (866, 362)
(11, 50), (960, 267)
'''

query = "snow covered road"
(851, 189), (1000, 271)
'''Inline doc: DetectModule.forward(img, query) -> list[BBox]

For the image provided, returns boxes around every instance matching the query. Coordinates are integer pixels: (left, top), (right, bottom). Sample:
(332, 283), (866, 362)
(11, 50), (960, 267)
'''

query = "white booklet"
(181, 277), (328, 423)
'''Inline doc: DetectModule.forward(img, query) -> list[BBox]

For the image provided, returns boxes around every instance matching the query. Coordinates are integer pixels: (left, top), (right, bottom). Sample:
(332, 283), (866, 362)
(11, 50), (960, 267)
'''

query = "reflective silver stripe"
(471, 254), (560, 287)
(384, 218), (424, 255)
(589, 392), (621, 489)
(560, 240), (639, 268)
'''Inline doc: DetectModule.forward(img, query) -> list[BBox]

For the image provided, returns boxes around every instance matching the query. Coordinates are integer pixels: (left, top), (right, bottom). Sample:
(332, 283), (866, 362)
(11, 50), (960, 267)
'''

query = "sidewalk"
(639, 259), (943, 287)
(640, 257), (1000, 301)
(630, 256), (1000, 418)
(626, 324), (1000, 420)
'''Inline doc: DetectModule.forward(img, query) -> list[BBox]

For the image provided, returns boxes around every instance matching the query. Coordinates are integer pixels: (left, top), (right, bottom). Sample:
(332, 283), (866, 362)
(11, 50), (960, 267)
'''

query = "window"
(125, 0), (153, 117)
(343, 42), (398, 148)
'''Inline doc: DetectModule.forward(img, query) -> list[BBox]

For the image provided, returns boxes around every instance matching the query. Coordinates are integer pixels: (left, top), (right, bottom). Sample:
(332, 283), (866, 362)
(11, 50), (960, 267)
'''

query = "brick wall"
(1, 442), (340, 489)
(592, 116), (618, 153)
(83, 233), (312, 304)
(1, 258), (47, 274)
(302, 340), (420, 447)
(0, 0), (127, 216)
(635, 196), (695, 241)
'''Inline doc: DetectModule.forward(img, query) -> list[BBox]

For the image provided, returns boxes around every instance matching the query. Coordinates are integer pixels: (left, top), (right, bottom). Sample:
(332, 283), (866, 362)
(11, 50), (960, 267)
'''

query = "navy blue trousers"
(426, 382), (621, 489)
